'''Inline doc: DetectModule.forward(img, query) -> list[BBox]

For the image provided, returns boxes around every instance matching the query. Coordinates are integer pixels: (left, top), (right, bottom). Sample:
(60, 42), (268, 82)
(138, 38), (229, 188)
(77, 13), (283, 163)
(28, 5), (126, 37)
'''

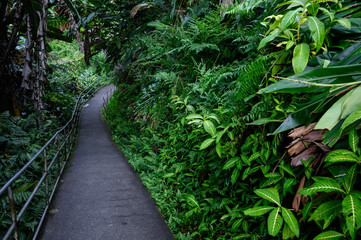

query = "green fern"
(236, 56), (271, 100)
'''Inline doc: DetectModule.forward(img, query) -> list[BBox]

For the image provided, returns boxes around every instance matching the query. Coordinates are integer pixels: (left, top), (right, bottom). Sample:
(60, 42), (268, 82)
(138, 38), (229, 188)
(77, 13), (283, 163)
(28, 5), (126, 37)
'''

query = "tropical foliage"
(104, 0), (361, 239)
(1, 0), (361, 239)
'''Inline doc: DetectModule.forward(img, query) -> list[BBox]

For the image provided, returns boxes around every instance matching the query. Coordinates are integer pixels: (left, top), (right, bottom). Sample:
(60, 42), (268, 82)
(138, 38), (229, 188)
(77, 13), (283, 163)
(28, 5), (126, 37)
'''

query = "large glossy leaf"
(258, 29), (281, 50)
(231, 168), (240, 185)
(281, 207), (299, 237)
(333, 18), (361, 34)
(307, 3), (320, 16)
(340, 85), (361, 119)
(299, 177), (345, 195)
(258, 64), (361, 94)
(308, 16), (325, 52)
(186, 113), (203, 120)
(309, 200), (342, 229)
(344, 165), (357, 194)
(342, 194), (361, 239)
(315, 89), (353, 130)
(199, 138), (215, 150)
(203, 120), (216, 137)
(272, 89), (343, 134)
(281, 8), (303, 31)
(302, 201), (313, 220)
(186, 194), (199, 208)
(349, 129), (359, 153)
(255, 188), (281, 206)
(222, 157), (240, 170)
(268, 207), (283, 237)
(313, 231), (343, 240)
(341, 109), (361, 130)
(325, 149), (360, 164)
(244, 206), (275, 216)
(292, 43), (310, 74)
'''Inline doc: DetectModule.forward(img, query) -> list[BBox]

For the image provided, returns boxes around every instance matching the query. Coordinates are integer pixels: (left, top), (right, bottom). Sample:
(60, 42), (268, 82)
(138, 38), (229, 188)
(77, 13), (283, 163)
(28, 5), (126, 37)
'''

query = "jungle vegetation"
(1, 0), (361, 239)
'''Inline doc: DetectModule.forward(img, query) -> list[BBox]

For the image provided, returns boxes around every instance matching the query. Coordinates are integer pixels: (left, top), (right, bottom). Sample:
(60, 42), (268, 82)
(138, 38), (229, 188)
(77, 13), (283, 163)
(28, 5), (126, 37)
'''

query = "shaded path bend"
(40, 85), (174, 240)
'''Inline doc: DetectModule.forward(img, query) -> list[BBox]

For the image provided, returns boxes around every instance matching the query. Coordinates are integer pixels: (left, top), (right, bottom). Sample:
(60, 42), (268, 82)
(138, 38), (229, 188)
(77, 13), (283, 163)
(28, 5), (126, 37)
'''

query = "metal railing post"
(8, 186), (19, 240)
(43, 149), (49, 206)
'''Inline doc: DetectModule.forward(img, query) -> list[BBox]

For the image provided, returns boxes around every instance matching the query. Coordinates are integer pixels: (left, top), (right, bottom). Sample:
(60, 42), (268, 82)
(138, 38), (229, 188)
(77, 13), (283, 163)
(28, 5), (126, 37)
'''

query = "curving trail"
(40, 85), (174, 240)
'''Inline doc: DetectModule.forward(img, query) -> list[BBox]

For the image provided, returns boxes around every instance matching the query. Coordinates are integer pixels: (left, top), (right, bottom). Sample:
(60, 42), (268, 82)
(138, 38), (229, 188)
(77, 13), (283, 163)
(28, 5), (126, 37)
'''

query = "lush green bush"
(105, 0), (361, 239)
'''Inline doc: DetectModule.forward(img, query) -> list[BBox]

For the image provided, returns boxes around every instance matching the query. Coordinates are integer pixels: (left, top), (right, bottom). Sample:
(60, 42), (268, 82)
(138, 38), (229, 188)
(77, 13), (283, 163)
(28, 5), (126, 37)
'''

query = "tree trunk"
(84, 26), (91, 66)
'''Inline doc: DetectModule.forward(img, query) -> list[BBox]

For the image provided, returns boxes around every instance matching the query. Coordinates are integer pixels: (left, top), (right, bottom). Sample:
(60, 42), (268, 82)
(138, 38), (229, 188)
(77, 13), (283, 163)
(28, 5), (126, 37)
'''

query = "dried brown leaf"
(288, 123), (316, 138)
(291, 146), (319, 167)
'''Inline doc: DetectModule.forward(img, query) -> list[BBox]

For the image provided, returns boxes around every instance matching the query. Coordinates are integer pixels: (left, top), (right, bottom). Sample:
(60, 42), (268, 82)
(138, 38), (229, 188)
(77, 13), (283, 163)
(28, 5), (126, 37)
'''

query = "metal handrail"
(0, 81), (100, 240)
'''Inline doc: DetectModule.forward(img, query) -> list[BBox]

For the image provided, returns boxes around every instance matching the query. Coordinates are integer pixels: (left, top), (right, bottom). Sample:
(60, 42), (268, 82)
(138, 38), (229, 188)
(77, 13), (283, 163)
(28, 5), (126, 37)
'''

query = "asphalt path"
(39, 85), (174, 240)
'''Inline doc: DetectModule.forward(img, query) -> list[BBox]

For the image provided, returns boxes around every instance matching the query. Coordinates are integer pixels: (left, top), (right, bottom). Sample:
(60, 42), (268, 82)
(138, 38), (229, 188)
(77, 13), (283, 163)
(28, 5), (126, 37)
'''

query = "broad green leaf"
(249, 118), (282, 125)
(258, 64), (361, 94)
(231, 168), (240, 185)
(258, 29), (281, 50)
(325, 149), (360, 164)
(315, 89), (353, 130)
(279, 165), (296, 177)
(242, 166), (260, 180)
(186, 195), (199, 208)
(255, 188), (281, 206)
(268, 207), (283, 237)
(283, 178), (297, 196)
(337, 18), (352, 29)
(236, 158), (243, 170)
(163, 173), (175, 178)
(199, 138), (215, 150)
(232, 219), (243, 231)
(341, 109), (361, 130)
(281, 8), (303, 31)
(313, 231), (343, 240)
(344, 165), (357, 194)
(203, 120), (216, 137)
(223, 157), (240, 170)
(342, 194), (361, 239)
(308, 16), (325, 52)
(244, 206), (274, 216)
(281, 207), (299, 237)
(302, 201), (313, 221)
(299, 177), (345, 195)
(292, 43), (310, 74)
(349, 129), (360, 153)
(309, 201), (342, 229)
(282, 224), (294, 240)
(307, 3), (320, 16)
(350, 190), (361, 200)
(276, 0), (306, 8)
(216, 143), (222, 157)
(341, 85), (361, 119)
(319, 7), (334, 22)
(186, 113), (203, 120)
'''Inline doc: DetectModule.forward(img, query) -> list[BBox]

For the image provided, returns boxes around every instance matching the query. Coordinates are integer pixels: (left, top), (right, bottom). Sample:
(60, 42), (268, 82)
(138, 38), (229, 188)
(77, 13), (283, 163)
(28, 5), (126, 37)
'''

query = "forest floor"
(39, 85), (174, 240)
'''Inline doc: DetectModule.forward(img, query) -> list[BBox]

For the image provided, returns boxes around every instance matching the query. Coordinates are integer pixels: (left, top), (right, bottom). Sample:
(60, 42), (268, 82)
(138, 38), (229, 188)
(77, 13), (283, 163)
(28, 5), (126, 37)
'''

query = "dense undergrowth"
(105, 0), (361, 239)
(0, 40), (110, 238)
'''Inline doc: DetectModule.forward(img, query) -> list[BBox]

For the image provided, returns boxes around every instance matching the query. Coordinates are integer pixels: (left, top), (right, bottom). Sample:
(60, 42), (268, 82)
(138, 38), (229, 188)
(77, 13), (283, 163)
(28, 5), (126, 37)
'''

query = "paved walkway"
(40, 85), (174, 240)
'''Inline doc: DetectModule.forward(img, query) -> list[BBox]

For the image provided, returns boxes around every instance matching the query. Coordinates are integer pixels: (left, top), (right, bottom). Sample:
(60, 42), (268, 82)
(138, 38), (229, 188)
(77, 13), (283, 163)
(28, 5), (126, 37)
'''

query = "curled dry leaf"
(130, 4), (152, 18)
(293, 176), (306, 212)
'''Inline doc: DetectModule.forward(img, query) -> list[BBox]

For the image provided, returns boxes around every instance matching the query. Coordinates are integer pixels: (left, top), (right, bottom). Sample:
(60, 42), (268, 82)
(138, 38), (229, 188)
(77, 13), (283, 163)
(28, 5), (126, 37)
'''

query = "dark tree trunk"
(84, 26), (91, 66)
(0, 1), (23, 115)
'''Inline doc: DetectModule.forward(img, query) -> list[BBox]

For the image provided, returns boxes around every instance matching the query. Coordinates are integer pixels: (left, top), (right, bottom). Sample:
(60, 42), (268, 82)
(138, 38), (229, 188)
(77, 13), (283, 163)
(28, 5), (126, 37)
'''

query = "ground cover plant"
(104, 0), (361, 239)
